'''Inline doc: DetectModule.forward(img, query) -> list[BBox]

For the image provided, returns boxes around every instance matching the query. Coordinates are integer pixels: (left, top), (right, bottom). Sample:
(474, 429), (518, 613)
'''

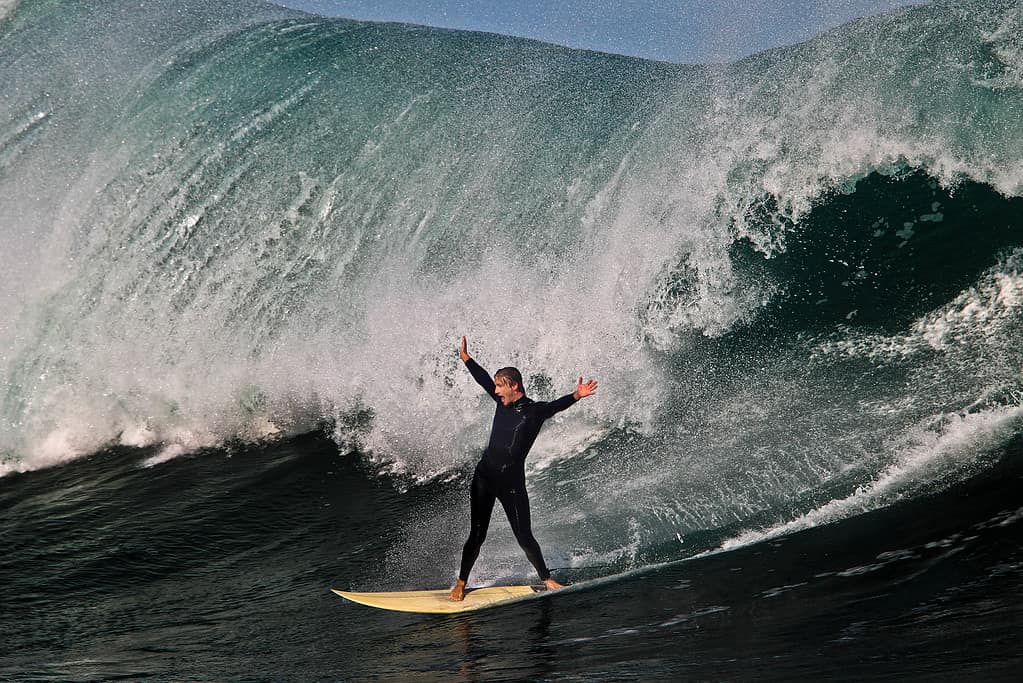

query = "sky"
(273, 0), (927, 64)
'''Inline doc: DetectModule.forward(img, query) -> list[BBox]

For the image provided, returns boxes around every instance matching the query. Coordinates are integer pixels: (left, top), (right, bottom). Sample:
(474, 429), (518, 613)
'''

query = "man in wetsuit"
(450, 336), (598, 601)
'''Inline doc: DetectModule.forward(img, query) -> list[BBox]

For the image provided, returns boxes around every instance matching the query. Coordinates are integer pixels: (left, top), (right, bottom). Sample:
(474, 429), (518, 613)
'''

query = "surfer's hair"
(495, 367), (524, 392)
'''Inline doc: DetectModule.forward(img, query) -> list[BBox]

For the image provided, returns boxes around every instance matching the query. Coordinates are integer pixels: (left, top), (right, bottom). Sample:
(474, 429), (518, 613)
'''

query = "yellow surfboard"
(331, 585), (539, 614)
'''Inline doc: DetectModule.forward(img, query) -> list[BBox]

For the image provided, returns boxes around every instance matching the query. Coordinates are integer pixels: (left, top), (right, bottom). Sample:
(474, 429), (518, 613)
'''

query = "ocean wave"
(0, 0), (1021, 573)
(718, 403), (1023, 552)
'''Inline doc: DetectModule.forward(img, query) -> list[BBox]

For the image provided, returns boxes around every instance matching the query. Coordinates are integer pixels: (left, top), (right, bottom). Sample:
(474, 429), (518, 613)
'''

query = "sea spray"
(0, 0), (1022, 579)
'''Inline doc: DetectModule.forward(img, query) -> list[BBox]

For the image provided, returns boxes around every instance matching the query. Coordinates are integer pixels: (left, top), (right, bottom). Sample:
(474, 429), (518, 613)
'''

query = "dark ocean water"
(3, 0), (1023, 679)
(1, 433), (1021, 681)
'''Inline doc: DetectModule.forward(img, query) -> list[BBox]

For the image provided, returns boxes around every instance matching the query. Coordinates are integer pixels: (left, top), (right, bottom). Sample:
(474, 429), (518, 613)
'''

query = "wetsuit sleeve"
(464, 358), (499, 402)
(537, 393), (577, 420)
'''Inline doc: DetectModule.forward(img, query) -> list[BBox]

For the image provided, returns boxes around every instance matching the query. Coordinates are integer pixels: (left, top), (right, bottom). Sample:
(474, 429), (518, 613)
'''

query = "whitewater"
(2, 0), (1023, 680)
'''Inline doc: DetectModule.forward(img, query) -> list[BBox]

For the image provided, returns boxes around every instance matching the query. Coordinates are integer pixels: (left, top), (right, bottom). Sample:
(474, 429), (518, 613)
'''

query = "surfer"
(450, 336), (597, 601)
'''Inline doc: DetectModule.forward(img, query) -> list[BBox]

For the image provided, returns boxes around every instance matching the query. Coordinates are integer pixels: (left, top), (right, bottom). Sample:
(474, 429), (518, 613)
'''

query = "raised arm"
(539, 377), (598, 419)
(460, 336), (498, 401)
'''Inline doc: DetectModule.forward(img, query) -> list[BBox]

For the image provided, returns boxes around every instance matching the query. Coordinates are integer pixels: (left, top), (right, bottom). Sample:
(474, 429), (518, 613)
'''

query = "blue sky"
(274, 0), (926, 63)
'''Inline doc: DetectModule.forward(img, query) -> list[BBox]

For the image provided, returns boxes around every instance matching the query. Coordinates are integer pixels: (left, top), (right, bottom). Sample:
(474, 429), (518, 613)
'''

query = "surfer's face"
(494, 376), (520, 405)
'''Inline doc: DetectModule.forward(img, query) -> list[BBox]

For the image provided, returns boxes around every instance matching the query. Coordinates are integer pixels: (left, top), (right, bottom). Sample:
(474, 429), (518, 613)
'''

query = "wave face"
(2, 0), (1023, 577)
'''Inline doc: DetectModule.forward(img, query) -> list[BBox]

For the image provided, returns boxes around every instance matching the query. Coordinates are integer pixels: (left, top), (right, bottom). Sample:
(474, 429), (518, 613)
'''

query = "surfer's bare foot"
(543, 578), (564, 591)
(450, 579), (467, 601)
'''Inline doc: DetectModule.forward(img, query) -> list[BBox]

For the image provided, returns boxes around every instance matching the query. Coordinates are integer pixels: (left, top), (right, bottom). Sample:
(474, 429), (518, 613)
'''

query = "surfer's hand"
(574, 377), (597, 400)
(459, 336), (471, 363)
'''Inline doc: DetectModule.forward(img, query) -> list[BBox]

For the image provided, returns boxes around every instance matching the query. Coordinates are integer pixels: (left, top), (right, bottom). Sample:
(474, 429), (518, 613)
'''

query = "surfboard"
(331, 585), (540, 614)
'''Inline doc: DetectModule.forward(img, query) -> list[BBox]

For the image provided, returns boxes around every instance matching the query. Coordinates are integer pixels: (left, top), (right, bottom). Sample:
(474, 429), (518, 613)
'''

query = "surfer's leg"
(457, 466), (497, 583)
(497, 481), (552, 582)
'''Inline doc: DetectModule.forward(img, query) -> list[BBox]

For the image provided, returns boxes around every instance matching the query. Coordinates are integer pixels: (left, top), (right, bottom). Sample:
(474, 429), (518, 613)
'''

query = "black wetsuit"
(458, 358), (577, 582)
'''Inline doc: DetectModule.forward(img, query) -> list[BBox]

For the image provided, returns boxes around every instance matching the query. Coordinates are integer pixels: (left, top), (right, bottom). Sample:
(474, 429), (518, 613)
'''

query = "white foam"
(814, 249), (1023, 361)
(0, 428), (87, 476)
(977, 4), (1023, 90)
(527, 420), (609, 474)
(141, 444), (188, 468)
(0, 0), (18, 23)
(719, 404), (1023, 552)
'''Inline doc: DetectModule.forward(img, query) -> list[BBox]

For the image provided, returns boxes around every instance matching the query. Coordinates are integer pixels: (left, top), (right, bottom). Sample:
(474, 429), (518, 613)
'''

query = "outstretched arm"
(541, 376), (598, 418)
(460, 336), (498, 401)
